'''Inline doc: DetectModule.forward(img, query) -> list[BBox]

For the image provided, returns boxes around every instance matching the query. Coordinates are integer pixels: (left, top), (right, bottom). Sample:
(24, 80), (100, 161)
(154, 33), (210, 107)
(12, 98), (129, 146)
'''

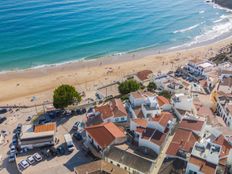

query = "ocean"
(0, 0), (231, 71)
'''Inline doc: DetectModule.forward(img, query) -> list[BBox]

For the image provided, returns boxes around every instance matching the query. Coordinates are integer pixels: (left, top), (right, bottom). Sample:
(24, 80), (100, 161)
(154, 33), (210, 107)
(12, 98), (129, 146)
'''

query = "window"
(110, 161), (113, 164)
(117, 164), (120, 167)
(124, 167), (127, 170)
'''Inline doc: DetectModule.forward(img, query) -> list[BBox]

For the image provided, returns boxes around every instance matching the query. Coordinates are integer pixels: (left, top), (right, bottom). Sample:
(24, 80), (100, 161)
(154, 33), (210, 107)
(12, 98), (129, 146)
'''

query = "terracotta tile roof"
(213, 135), (232, 160)
(95, 104), (113, 120)
(85, 122), (125, 149)
(157, 96), (170, 106)
(34, 123), (56, 133)
(135, 127), (145, 134)
(179, 119), (204, 132)
(136, 70), (153, 81)
(189, 156), (216, 174)
(133, 106), (145, 118)
(152, 112), (173, 128)
(194, 103), (215, 123)
(166, 128), (199, 156)
(133, 118), (148, 128)
(111, 99), (127, 117)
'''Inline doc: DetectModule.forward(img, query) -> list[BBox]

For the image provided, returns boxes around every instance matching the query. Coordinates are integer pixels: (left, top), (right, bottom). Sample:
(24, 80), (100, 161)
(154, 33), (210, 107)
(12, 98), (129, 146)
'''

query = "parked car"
(12, 138), (17, 146)
(48, 147), (58, 157)
(33, 153), (42, 162)
(10, 145), (16, 154)
(72, 121), (80, 130)
(26, 116), (32, 122)
(8, 153), (16, 163)
(27, 156), (35, 165)
(0, 108), (7, 114)
(18, 160), (29, 169)
(0, 115), (6, 124)
(1, 129), (7, 136)
(73, 132), (83, 141)
(16, 123), (22, 130)
(57, 145), (65, 155)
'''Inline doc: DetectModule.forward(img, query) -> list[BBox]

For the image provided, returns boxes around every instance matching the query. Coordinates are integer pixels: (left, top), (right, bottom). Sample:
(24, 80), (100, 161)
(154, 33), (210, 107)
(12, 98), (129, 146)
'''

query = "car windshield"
(68, 144), (73, 148)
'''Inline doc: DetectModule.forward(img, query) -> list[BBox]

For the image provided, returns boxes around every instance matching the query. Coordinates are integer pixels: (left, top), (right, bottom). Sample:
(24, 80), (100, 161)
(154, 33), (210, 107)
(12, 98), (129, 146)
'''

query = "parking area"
(0, 107), (95, 174)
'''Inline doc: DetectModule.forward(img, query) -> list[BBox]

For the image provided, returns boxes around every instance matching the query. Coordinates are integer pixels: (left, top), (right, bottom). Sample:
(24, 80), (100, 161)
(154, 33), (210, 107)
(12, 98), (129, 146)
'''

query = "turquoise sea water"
(0, 0), (232, 71)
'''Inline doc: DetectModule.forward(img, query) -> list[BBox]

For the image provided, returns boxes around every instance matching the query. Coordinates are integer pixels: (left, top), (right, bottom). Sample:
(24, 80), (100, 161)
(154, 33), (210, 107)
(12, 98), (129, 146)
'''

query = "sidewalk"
(150, 134), (174, 174)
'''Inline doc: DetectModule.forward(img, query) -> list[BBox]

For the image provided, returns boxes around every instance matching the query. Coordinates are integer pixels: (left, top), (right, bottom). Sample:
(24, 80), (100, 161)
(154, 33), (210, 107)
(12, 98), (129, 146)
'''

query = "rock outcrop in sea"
(213, 0), (232, 9)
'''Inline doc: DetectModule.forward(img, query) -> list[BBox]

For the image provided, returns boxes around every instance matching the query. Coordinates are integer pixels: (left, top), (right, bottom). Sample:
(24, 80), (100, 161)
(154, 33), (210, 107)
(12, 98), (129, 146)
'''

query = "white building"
(186, 140), (221, 174)
(216, 95), (232, 128)
(91, 98), (128, 123)
(18, 123), (56, 149)
(185, 60), (215, 77)
(130, 112), (175, 155)
(85, 122), (126, 154)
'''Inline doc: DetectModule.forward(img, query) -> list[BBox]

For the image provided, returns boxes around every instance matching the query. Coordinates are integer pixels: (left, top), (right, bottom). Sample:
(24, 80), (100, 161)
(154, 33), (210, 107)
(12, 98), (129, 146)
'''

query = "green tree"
(159, 90), (172, 99)
(147, 82), (157, 92)
(118, 80), (140, 95)
(53, 84), (81, 109)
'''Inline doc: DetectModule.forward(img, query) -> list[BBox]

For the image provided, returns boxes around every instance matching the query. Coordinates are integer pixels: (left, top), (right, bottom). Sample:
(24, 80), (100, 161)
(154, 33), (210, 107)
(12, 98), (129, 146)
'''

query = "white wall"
(186, 162), (203, 174)
(129, 95), (146, 107)
(147, 121), (164, 133)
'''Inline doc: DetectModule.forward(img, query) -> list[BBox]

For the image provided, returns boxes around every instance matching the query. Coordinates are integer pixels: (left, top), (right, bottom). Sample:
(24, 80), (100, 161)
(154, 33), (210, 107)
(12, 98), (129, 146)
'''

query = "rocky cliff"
(213, 0), (232, 9)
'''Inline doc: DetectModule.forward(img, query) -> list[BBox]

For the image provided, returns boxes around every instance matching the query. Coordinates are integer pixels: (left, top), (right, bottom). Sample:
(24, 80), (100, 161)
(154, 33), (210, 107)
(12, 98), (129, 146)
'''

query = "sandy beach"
(0, 37), (232, 106)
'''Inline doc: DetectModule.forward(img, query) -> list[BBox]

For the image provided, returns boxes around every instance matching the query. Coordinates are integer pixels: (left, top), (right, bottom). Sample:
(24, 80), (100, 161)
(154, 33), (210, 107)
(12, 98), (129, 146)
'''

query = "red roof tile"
(85, 122), (125, 149)
(152, 112), (173, 128)
(189, 156), (216, 174)
(34, 123), (56, 133)
(136, 70), (153, 81)
(111, 99), (127, 117)
(166, 128), (199, 156)
(157, 96), (170, 106)
(133, 118), (148, 128)
(213, 135), (232, 160)
(95, 104), (113, 120)
(179, 119), (204, 132)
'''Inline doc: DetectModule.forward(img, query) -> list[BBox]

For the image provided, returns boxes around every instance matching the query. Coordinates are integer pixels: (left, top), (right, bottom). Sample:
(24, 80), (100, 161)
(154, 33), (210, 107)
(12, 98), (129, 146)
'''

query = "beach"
(0, 36), (232, 106)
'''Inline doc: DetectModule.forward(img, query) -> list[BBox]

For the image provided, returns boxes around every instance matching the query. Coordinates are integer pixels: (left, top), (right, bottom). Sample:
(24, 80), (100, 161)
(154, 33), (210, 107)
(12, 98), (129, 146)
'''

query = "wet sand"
(0, 36), (232, 106)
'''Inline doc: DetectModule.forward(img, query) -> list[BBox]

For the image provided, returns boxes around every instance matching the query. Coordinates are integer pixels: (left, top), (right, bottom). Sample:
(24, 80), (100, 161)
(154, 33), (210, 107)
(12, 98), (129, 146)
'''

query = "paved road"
(150, 134), (174, 174)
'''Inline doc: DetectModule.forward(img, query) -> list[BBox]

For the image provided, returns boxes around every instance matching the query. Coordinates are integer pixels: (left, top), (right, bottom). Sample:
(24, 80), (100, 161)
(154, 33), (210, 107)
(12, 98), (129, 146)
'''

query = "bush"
(53, 84), (81, 109)
(147, 82), (157, 92)
(118, 80), (140, 95)
(159, 90), (171, 99)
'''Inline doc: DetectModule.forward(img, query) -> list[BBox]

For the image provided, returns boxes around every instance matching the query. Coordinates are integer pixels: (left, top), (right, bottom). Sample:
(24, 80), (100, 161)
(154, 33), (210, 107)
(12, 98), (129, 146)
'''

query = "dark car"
(76, 108), (86, 115)
(73, 132), (83, 141)
(0, 108), (7, 114)
(0, 115), (7, 124)
(57, 145), (65, 155)
(16, 123), (22, 131)
(48, 147), (58, 157)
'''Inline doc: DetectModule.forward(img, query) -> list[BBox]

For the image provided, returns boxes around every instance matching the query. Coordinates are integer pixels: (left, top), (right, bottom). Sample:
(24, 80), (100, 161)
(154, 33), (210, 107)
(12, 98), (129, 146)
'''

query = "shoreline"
(1, 36), (232, 106)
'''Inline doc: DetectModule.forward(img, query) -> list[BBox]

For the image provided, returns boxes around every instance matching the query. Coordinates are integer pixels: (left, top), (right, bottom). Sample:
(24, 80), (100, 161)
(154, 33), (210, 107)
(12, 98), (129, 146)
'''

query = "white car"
(10, 145), (16, 154)
(33, 153), (42, 162)
(19, 160), (29, 169)
(8, 153), (15, 163)
(27, 156), (35, 165)
(72, 121), (80, 130)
